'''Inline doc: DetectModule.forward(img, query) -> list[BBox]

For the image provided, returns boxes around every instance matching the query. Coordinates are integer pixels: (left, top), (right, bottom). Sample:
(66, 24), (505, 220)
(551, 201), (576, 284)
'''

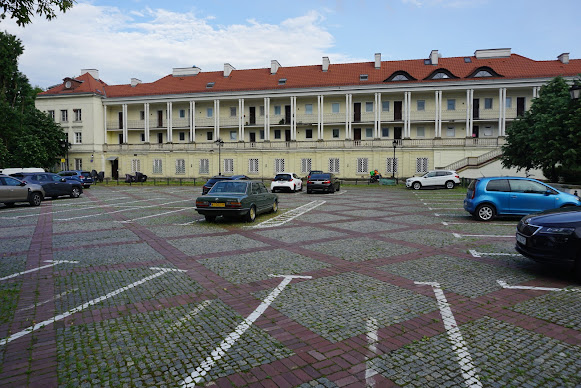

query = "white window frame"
(386, 157), (398, 174)
(417, 100), (425, 111)
(229, 131), (237, 141)
(331, 103), (340, 113)
(416, 157), (428, 173)
(305, 104), (313, 115)
(446, 126), (455, 137)
(382, 101), (389, 112)
(365, 102), (373, 112)
(484, 98), (493, 109)
(274, 158), (285, 174)
(416, 127), (425, 138)
(74, 158), (82, 170)
(199, 159), (209, 174)
(153, 159), (163, 174)
(131, 159), (141, 173)
(274, 105), (281, 115)
(60, 110), (68, 122)
(356, 158), (368, 174)
(206, 107), (213, 118)
(175, 159), (186, 175)
(332, 129), (340, 138)
(329, 158), (340, 174)
(73, 108), (82, 122)
(248, 158), (259, 174)
(224, 158), (234, 174)
(230, 107), (236, 117)
(74, 132), (82, 144)
(301, 158), (312, 174)
(447, 99), (456, 111)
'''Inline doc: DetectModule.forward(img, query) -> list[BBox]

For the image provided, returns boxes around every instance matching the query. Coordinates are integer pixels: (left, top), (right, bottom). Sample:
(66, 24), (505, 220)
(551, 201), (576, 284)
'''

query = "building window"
(179, 132), (185, 141)
(206, 131), (213, 141)
(74, 158), (82, 170)
(206, 82), (214, 88)
(332, 103), (340, 113)
(381, 127), (389, 137)
(485, 98), (493, 109)
(305, 104), (313, 115)
(224, 158), (234, 173)
(73, 109), (82, 122)
(48, 110), (55, 120)
(278, 78), (286, 85)
(506, 97), (512, 108)
(332, 129), (340, 138)
(207, 107), (213, 117)
(446, 126), (455, 137)
(416, 157), (428, 173)
(474, 70), (492, 77)
(153, 159), (163, 174)
(365, 102), (373, 112)
(416, 127), (425, 138)
(248, 158), (259, 174)
(274, 105), (281, 115)
(259, 106), (265, 116)
(305, 129), (313, 139)
(199, 159), (209, 174)
(141, 133), (145, 142)
(356, 158), (368, 174)
(382, 101), (389, 112)
(140, 111), (145, 120)
(483, 126), (493, 136)
(179, 109), (186, 118)
(392, 74), (409, 81)
(157, 133), (163, 143)
(230, 107), (236, 117)
(329, 158), (340, 173)
(60, 110), (68, 122)
(275, 158), (285, 173)
(417, 100), (425, 111)
(365, 128), (373, 138)
(175, 159), (186, 174)
(386, 157), (398, 174)
(74, 132), (82, 144)
(260, 130), (265, 140)
(230, 131), (237, 141)
(274, 129), (281, 139)
(131, 159), (141, 173)
(447, 99), (456, 110)
(360, 74), (368, 81)
(301, 158), (312, 174)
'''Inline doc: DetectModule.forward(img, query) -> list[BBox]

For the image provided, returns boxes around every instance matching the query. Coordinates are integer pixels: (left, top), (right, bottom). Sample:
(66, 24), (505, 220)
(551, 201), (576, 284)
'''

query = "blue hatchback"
(464, 177), (581, 221)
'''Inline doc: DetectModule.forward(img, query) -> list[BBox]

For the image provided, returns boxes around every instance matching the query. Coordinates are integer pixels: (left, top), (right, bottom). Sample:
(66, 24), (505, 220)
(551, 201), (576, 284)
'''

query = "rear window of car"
(274, 174), (291, 180)
(210, 181), (247, 193)
(206, 177), (230, 185)
(467, 179), (478, 191)
(486, 179), (510, 192)
(310, 174), (330, 179)
(80, 172), (91, 177)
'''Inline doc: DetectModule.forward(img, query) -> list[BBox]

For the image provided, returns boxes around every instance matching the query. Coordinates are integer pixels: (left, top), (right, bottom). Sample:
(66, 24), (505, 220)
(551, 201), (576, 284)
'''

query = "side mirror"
(545, 190), (553, 196)
(20, 182), (27, 186)
(60, 178), (67, 182)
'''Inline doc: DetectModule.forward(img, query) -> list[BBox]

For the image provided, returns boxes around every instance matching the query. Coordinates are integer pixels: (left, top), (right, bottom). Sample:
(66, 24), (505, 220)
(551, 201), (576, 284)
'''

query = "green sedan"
(195, 180), (278, 222)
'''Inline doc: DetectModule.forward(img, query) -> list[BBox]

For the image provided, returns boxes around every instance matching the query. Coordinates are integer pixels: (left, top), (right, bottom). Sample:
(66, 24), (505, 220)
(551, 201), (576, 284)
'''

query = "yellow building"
(36, 49), (581, 180)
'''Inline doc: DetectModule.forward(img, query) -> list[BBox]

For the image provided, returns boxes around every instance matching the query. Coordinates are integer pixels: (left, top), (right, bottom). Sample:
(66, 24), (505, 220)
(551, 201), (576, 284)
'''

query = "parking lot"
(0, 185), (580, 387)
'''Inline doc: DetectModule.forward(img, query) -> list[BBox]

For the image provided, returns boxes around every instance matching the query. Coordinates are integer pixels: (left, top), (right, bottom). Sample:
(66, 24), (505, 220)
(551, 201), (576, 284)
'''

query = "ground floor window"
(416, 157), (428, 173)
(386, 157), (398, 174)
(301, 158), (312, 174)
(356, 158), (368, 174)
(329, 158), (340, 173)
(199, 159), (209, 174)
(381, 127), (389, 137)
(248, 158), (259, 174)
(153, 159), (163, 174)
(224, 158), (234, 173)
(275, 158), (285, 173)
(131, 159), (141, 173)
(175, 159), (185, 174)
(74, 158), (82, 170)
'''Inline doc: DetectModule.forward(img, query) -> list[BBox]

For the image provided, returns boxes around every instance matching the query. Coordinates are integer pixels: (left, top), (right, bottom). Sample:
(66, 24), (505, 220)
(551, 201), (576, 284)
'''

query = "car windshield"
(310, 174), (330, 179)
(209, 181), (248, 194)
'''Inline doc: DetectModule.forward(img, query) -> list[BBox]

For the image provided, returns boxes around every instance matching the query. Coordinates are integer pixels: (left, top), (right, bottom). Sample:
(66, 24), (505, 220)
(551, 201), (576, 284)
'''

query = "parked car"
(58, 170), (94, 188)
(195, 180), (278, 222)
(0, 174), (45, 207)
(270, 172), (303, 192)
(406, 170), (460, 190)
(464, 177), (581, 221)
(515, 207), (581, 279)
(10, 172), (82, 199)
(307, 170), (323, 180)
(201, 175), (249, 195)
(307, 173), (340, 194)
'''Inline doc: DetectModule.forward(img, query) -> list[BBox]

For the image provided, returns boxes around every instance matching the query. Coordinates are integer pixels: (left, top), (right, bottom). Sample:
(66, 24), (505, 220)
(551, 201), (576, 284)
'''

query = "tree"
(502, 76), (581, 180)
(0, 31), (66, 169)
(1, 0), (74, 26)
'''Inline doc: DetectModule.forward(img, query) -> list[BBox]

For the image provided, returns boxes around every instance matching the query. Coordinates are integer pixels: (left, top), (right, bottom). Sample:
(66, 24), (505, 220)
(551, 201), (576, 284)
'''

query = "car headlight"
(539, 227), (575, 235)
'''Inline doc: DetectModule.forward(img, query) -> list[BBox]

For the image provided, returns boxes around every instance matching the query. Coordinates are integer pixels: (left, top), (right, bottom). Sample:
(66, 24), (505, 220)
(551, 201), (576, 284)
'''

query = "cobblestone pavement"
(0, 185), (580, 387)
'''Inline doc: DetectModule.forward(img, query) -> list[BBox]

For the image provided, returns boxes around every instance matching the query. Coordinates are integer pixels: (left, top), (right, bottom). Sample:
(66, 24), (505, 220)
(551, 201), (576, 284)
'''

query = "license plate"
(210, 203), (225, 207)
(516, 233), (527, 245)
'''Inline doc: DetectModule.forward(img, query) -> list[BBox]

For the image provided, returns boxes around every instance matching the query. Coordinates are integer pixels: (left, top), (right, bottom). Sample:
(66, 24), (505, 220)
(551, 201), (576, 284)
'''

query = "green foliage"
(502, 76), (581, 179)
(1, 0), (74, 26)
(0, 31), (66, 169)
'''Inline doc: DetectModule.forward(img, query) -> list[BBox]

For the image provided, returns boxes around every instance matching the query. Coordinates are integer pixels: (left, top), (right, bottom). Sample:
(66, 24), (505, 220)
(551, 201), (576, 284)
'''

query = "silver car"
(0, 174), (45, 207)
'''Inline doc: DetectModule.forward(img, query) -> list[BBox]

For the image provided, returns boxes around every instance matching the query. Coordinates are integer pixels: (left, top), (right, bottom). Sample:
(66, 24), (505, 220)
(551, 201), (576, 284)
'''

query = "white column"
(434, 91), (440, 138)
(317, 95), (323, 139)
(166, 102), (172, 143)
(103, 106), (107, 145)
(290, 96), (297, 140)
(345, 94), (352, 139)
(238, 99), (244, 140)
(214, 99), (220, 140)
(263, 97), (270, 142)
(374, 93), (380, 138)
(122, 104), (128, 143)
(144, 103), (150, 142)
(403, 92), (409, 138)
(189, 100), (195, 142)
(466, 89), (473, 137)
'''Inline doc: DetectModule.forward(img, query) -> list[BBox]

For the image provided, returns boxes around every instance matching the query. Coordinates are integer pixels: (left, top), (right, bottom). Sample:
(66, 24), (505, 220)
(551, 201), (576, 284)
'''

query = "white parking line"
(247, 200), (326, 229)
(469, 250), (521, 258)
(442, 221), (516, 226)
(0, 267), (186, 347)
(116, 207), (191, 223)
(0, 260), (78, 282)
(54, 199), (190, 221)
(453, 233), (513, 238)
(415, 281), (482, 388)
(179, 274), (312, 387)
(428, 207), (460, 211)
(18, 288), (79, 312)
(365, 317), (379, 386)
(169, 300), (213, 331)
(497, 280), (581, 292)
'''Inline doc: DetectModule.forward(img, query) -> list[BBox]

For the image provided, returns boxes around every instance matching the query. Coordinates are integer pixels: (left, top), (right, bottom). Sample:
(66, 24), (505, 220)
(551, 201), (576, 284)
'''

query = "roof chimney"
(271, 60), (281, 74)
(81, 69), (99, 80)
(558, 53), (570, 64)
(474, 48), (511, 59)
(131, 78), (142, 87)
(430, 50), (438, 65)
(375, 53), (381, 69)
(224, 63), (235, 77)
(322, 56), (330, 72)
(172, 66), (201, 77)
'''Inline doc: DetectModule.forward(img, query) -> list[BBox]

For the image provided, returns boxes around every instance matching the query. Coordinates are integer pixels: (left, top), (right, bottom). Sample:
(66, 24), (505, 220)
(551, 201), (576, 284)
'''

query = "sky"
(2, 0), (580, 89)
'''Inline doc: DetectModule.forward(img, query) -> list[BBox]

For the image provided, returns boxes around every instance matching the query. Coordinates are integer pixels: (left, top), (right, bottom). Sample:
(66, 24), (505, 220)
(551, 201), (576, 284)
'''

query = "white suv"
(270, 172), (303, 192)
(406, 170), (460, 190)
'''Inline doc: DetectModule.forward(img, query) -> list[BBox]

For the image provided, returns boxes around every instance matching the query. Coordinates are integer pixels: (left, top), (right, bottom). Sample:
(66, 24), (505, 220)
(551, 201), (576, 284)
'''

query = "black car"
(307, 173), (340, 194)
(516, 207), (581, 279)
(201, 175), (249, 195)
(11, 172), (83, 199)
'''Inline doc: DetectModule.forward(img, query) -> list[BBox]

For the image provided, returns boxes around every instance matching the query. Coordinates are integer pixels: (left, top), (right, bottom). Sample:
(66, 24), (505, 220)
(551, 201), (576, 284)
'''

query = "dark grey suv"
(306, 173), (341, 194)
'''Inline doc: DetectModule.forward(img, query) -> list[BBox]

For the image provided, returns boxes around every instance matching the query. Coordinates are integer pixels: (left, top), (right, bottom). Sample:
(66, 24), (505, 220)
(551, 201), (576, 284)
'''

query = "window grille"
(329, 158), (340, 173)
(175, 159), (185, 174)
(386, 158), (398, 173)
(356, 158), (368, 174)
(416, 157), (428, 173)
(248, 159), (259, 174)
(153, 159), (163, 174)
(301, 158), (312, 174)
(131, 159), (141, 173)
(274, 158), (285, 173)
(199, 159), (209, 174)
(224, 159), (234, 173)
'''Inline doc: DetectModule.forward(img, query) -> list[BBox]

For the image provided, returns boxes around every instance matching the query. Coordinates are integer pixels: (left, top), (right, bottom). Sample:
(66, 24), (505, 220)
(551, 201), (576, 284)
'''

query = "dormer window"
(392, 75), (408, 81)
(424, 68), (458, 80)
(206, 82), (215, 88)
(474, 70), (492, 77)
(433, 73), (449, 79)
(65, 81), (72, 89)
(385, 71), (416, 82)
(464, 57), (472, 63)
(466, 66), (503, 78)
(360, 74), (368, 81)
(278, 78), (286, 85)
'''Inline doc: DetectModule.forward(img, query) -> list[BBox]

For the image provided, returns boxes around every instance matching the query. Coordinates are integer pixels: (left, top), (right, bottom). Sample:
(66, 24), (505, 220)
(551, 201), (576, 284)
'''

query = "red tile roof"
(40, 53), (581, 99)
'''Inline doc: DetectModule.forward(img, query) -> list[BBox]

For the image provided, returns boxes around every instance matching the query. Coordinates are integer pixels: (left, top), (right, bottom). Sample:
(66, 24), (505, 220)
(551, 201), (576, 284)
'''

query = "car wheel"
(29, 192), (42, 207)
(71, 187), (81, 198)
(412, 182), (421, 190)
(271, 200), (278, 213)
(204, 215), (216, 222)
(246, 205), (257, 222)
(445, 180), (455, 189)
(328, 185), (335, 193)
(307, 189), (312, 194)
(474, 204), (496, 222)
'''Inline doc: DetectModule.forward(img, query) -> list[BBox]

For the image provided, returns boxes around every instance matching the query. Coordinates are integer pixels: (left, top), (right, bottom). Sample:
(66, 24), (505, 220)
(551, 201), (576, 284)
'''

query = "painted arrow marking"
(497, 280), (581, 292)
(179, 274), (312, 387)
(0, 267), (186, 347)
(415, 281), (482, 388)
(0, 260), (78, 282)
(469, 250), (521, 258)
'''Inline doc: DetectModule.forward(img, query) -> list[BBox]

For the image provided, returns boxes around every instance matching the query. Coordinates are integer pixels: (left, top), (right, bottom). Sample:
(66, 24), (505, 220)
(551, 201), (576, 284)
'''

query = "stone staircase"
(443, 148), (503, 172)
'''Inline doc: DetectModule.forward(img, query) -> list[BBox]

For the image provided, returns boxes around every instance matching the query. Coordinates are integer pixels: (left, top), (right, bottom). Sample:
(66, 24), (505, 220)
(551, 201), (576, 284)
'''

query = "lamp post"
(60, 139), (70, 170)
(570, 84), (581, 100)
(215, 138), (224, 175)
(392, 139), (398, 179)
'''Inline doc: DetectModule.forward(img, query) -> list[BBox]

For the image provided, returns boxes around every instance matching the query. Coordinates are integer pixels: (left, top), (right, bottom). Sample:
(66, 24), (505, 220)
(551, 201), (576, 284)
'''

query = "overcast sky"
(2, 0), (580, 89)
